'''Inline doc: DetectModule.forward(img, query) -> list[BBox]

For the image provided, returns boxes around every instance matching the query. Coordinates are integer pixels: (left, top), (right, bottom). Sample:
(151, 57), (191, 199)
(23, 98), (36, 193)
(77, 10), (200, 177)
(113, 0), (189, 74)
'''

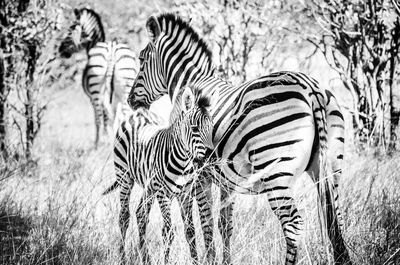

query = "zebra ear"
(207, 90), (219, 111)
(181, 86), (195, 113)
(146, 16), (161, 44)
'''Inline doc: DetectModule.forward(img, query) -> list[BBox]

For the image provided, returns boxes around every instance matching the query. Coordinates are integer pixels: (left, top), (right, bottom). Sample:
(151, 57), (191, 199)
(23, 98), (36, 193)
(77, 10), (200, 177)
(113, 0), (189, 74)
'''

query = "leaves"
(2, 0), (63, 159)
(304, 0), (400, 148)
(175, 0), (298, 84)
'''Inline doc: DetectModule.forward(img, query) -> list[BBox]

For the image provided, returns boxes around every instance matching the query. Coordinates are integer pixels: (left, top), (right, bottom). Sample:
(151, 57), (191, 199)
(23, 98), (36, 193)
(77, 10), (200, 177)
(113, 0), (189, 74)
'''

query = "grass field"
(1, 71), (400, 265)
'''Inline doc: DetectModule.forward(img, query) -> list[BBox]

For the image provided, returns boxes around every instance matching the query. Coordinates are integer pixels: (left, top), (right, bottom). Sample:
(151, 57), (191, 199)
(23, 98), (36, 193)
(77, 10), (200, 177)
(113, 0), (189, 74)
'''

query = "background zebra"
(129, 13), (351, 265)
(103, 85), (218, 264)
(59, 8), (137, 147)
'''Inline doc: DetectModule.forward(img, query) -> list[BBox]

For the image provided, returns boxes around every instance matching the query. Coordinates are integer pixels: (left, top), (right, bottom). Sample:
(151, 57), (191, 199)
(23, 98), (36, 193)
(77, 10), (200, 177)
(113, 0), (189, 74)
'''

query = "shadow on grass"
(0, 193), (109, 265)
(0, 196), (32, 264)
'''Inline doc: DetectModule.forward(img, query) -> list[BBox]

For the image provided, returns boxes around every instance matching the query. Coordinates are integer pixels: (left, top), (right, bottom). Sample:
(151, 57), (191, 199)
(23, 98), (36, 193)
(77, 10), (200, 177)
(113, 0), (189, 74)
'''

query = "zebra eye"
(136, 88), (144, 94)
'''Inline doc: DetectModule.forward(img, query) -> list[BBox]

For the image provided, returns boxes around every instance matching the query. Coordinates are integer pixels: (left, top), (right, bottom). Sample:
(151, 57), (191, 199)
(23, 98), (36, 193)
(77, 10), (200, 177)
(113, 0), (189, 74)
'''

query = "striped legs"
(195, 178), (216, 264)
(118, 178), (133, 264)
(266, 187), (304, 265)
(136, 186), (155, 265)
(219, 188), (234, 265)
(91, 98), (103, 148)
(157, 194), (174, 264)
(90, 96), (113, 147)
(325, 94), (351, 264)
(328, 168), (351, 264)
(103, 106), (112, 136)
(179, 190), (199, 263)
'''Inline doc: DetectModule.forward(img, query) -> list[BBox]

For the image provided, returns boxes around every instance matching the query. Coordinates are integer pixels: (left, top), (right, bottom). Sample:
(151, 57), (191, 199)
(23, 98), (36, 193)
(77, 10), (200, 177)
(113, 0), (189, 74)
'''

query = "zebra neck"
(159, 39), (213, 100)
(166, 67), (213, 102)
(167, 115), (190, 159)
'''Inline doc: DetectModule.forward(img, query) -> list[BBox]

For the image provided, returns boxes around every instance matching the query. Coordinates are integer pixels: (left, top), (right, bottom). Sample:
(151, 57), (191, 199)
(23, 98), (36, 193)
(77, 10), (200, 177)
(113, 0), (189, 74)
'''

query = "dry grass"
(1, 83), (400, 265)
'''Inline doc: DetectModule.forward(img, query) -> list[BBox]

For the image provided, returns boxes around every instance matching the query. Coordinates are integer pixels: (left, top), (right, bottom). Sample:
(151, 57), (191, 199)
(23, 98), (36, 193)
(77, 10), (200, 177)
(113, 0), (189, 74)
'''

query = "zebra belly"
(212, 77), (315, 194)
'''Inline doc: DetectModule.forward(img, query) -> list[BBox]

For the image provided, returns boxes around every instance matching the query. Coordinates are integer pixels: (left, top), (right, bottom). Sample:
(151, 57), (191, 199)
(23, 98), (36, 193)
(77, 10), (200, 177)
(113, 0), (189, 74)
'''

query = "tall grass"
(1, 60), (399, 264)
(1, 140), (399, 264)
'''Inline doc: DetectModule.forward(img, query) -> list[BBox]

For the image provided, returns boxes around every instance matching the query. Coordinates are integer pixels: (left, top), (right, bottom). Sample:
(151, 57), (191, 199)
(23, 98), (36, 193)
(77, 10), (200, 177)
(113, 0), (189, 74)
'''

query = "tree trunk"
(0, 45), (6, 156)
(25, 44), (36, 160)
(0, 0), (7, 156)
(25, 87), (33, 160)
(382, 65), (394, 148)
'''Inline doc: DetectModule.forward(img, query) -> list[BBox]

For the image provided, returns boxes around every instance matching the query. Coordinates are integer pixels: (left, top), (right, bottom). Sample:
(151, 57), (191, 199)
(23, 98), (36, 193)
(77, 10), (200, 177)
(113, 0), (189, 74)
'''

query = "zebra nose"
(193, 156), (205, 168)
(127, 94), (137, 109)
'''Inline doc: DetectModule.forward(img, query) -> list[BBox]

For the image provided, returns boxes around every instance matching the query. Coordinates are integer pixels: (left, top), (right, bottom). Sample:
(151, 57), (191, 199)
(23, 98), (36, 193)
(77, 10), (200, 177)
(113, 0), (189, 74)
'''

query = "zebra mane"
(78, 7), (106, 42)
(156, 13), (213, 68)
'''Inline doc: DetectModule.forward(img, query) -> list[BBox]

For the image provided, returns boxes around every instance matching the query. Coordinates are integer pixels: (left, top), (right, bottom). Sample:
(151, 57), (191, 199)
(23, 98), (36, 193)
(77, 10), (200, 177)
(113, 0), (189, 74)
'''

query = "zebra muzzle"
(193, 156), (205, 168)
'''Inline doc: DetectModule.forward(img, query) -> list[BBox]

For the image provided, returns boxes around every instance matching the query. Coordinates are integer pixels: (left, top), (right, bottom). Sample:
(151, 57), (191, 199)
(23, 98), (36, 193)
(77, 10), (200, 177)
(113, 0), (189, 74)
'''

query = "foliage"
(299, 0), (400, 149)
(1, 0), (62, 159)
(174, 0), (300, 84)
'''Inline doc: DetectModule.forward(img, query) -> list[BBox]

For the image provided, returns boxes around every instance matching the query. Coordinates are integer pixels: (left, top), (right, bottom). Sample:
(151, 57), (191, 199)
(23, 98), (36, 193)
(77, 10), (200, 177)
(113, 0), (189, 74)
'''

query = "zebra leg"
(324, 92), (351, 264)
(103, 104), (114, 138)
(103, 107), (110, 135)
(219, 187), (234, 265)
(178, 190), (198, 264)
(326, 91), (346, 229)
(195, 178), (216, 264)
(327, 141), (351, 264)
(308, 149), (351, 264)
(266, 187), (304, 265)
(91, 99), (103, 148)
(119, 179), (133, 264)
(156, 194), (174, 264)
(136, 187), (155, 265)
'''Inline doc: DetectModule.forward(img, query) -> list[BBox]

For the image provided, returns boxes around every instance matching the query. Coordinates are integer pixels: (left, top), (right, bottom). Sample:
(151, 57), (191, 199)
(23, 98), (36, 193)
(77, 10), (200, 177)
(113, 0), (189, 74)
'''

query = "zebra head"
(128, 13), (214, 109)
(59, 8), (105, 58)
(177, 85), (219, 166)
(128, 16), (165, 109)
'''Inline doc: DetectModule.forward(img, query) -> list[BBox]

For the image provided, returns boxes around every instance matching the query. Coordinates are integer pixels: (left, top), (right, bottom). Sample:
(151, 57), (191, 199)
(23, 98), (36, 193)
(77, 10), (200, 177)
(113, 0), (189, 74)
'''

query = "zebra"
(59, 8), (137, 147)
(103, 85), (219, 264)
(128, 13), (351, 265)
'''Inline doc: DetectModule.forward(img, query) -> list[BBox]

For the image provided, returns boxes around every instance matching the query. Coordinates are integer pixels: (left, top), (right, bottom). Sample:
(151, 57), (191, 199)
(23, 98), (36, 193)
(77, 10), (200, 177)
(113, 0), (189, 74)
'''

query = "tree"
(300, 0), (400, 149)
(174, 0), (296, 85)
(1, 0), (61, 160)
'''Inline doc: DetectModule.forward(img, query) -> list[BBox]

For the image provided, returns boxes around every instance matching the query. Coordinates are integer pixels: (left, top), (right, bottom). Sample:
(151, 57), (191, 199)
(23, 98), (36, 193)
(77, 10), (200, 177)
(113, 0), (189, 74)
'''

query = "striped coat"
(128, 13), (351, 265)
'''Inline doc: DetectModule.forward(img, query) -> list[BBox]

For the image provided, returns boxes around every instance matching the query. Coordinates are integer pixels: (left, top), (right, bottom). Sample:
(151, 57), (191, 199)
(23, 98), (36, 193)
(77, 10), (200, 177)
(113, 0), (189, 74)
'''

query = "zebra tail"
(109, 59), (116, 104)
(102, 180), (119, 195)
(107, 50), (116, 104)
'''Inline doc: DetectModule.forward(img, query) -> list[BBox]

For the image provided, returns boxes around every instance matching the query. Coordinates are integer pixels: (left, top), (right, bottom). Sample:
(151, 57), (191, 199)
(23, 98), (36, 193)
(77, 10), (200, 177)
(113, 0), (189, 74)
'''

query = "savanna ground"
(1, 68), (400, 265)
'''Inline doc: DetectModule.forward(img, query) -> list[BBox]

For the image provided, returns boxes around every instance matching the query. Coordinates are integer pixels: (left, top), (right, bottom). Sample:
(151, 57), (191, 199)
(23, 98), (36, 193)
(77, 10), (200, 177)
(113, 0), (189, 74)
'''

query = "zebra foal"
(103, 85), (218, 264)
(59, 8), (137, 147)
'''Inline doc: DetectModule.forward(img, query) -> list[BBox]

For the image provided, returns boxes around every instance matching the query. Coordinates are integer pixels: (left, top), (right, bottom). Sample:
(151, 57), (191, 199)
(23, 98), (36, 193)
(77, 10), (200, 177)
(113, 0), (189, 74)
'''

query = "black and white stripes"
(59, 8), (137, 147)
(103, 85), (218, 264)
(129, 13), (351, 265)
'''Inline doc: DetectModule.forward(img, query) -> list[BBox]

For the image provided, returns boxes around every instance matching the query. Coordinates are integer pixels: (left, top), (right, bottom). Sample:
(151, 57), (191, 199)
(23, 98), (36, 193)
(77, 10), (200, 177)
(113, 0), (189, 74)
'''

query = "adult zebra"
(103, 85), (218, 264)
(128, 13), (351, 265)
(59, 8), (137, 147)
